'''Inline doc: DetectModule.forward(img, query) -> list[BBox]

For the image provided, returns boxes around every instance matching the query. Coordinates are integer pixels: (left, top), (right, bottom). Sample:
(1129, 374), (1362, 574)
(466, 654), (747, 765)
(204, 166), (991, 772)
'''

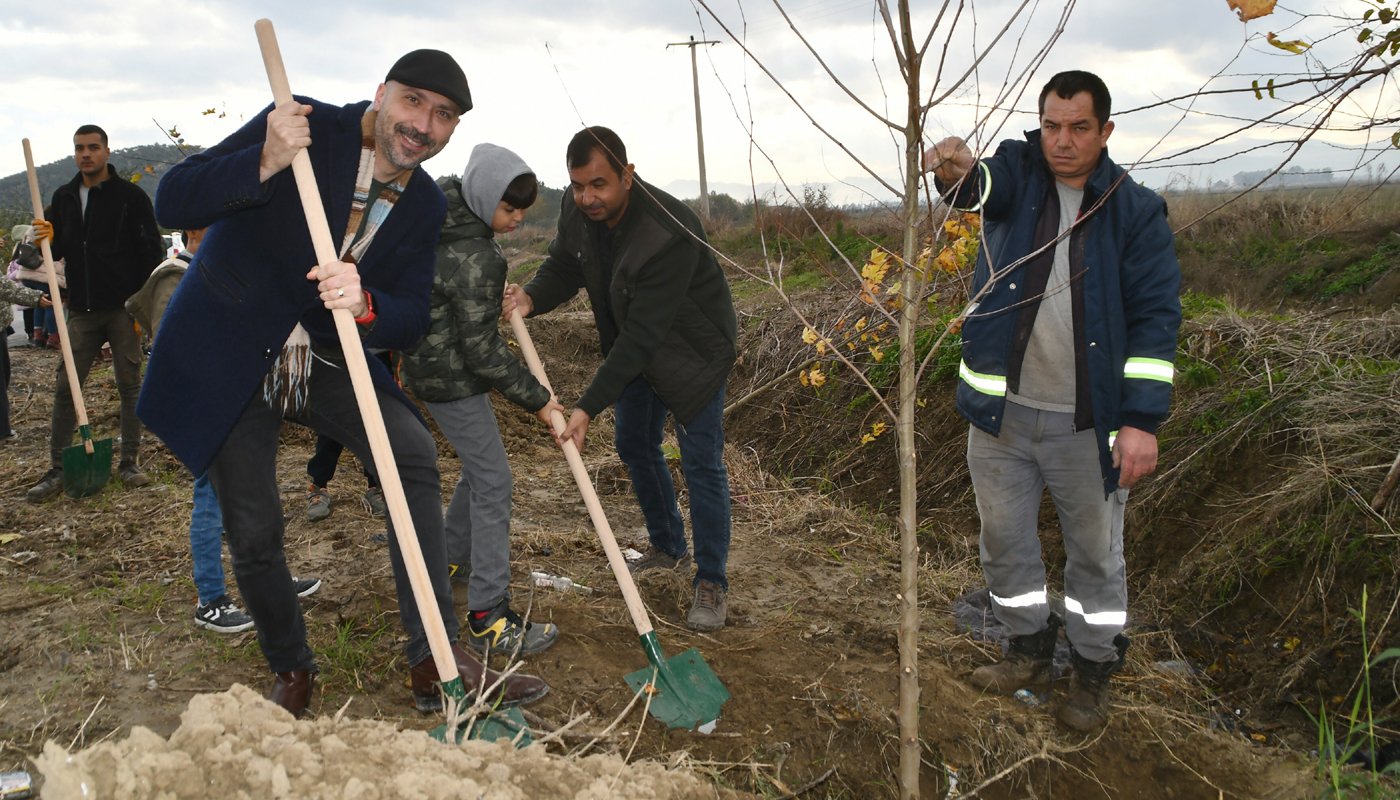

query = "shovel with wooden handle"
(22, 140), (113, 498)
(252, 18), (480, 740)
(509, 308), (730, 731)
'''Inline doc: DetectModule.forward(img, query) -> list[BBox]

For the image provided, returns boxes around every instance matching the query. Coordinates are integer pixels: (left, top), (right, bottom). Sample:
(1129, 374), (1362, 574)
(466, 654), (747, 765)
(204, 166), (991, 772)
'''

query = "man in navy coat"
(140, 50), (549, 717)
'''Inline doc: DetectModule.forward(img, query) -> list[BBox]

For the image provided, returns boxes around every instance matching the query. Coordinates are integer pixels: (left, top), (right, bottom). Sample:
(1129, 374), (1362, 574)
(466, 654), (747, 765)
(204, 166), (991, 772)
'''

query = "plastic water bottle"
(530, 571), (592, 594)
(1013, 688), (1042, 707)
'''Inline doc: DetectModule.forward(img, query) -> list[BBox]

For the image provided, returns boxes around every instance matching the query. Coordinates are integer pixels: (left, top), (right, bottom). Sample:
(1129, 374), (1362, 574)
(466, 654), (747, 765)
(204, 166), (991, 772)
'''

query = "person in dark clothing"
(925, 70), (1182, 731)
(138, 50), (548, 718)
(26, 125), (163, 502)
(503, 126), (737, 632)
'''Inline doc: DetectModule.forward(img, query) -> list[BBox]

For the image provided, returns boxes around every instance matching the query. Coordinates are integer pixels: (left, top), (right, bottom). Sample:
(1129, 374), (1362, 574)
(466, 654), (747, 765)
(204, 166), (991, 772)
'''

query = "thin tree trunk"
(895, 1), (923, 796)
(1372, 449), (1400, 512)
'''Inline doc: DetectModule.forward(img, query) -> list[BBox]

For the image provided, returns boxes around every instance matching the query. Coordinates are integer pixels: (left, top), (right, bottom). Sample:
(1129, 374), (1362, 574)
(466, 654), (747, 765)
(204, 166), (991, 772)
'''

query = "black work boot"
(1057, 635), (1129, 732)
(970, 615), (1061, 694)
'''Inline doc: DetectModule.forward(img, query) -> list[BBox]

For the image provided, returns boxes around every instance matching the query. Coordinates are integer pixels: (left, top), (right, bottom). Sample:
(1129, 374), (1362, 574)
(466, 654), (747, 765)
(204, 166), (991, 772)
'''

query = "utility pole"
(667, 35), (719, 219)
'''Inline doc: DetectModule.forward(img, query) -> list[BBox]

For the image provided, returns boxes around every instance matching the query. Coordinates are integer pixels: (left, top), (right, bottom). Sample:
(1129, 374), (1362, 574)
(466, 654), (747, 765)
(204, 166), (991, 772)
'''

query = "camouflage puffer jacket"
(399, 177), (549, 410)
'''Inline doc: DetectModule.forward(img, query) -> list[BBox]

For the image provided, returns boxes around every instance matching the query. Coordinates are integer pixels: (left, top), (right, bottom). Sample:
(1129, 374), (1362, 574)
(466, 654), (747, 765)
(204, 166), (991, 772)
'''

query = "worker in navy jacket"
(925, 70), (1181, 732)
(139, 50), (548, 718)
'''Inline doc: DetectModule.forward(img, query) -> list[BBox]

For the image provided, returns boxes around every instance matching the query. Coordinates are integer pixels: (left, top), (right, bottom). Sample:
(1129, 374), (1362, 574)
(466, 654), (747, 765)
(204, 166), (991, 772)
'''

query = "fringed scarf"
(263, 109), (408, 416)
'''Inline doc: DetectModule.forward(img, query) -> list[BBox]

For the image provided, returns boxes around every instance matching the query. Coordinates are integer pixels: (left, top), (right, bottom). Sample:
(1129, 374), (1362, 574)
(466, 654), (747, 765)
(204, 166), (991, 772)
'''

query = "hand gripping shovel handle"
(22, 140), (93, 455)
(508, 310), (655, 638)
(254, 19), (459, 688)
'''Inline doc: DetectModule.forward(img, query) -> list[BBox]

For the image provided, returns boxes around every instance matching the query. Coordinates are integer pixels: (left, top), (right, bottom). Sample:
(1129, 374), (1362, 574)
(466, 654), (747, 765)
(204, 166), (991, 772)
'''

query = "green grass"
(1311, 587), (1400, 797)
(317, 617), (395, 691)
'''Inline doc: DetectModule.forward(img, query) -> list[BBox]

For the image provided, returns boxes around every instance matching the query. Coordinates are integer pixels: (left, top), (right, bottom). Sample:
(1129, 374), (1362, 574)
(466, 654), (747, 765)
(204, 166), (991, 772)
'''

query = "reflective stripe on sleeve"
(960, 161), (994, 212)
(990, 587), (1048, 608)
(1123, 357), (1174, 384)
(959, 360), (1007, 397)
(1064, 596), (1126, 627)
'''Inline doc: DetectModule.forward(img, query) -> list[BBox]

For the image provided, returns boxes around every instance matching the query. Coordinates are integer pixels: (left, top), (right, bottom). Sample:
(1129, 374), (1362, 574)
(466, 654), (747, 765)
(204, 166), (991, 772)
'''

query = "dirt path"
(0, 308), (1317, 798)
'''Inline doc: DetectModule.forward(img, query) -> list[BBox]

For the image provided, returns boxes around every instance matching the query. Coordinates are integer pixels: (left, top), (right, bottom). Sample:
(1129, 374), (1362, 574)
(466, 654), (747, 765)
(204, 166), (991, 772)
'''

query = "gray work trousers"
(425, 394), (514, 612)
(50, 308), (143, 466)
(967, 401), (1128, 663)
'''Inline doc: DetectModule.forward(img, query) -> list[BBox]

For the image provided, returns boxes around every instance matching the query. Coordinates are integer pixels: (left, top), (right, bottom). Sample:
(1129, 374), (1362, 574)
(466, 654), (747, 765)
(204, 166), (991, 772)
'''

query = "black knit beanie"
(384, 49), (472, 114)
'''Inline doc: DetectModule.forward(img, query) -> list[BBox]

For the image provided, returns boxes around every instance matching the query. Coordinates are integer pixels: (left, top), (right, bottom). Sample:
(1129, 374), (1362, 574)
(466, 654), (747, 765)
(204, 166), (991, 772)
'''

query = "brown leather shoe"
(409, 642), (549, 712)
(269, 669), (315, 718)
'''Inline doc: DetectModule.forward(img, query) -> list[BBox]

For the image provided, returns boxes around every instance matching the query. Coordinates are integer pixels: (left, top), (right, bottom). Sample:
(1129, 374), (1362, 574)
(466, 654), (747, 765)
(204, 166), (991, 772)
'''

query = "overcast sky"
(0, 0), (1385, 207)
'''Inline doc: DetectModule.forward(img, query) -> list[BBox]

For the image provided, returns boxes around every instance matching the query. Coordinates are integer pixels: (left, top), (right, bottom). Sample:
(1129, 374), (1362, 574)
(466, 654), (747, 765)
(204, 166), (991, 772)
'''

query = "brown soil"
(0, 293), (1322, 798)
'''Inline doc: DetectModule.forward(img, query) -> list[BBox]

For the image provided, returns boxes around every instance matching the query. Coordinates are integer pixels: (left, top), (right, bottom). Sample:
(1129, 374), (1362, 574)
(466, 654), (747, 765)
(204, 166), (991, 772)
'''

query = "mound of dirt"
(36, 685), (711, 799)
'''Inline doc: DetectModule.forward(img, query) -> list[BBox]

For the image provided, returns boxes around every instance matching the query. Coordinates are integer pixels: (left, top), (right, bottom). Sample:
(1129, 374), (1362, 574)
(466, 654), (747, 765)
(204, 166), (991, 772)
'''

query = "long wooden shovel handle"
(22, 140), (93, 454)
(509, 310), (655, 638)
(254, 19), (458, 687)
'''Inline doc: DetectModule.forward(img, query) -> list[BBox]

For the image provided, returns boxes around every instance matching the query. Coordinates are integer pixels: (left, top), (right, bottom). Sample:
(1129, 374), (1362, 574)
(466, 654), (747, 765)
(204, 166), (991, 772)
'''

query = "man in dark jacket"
(503, 126), (737, 631)
(925, 70), (1181, 731)
(138, 50), (548, 717)
(27, 125), (163, 501)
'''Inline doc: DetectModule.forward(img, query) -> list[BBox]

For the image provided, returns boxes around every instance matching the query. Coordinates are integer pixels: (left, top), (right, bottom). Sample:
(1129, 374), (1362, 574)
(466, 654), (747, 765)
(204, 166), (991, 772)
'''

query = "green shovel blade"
(428, 677), (532, 747)
(623, 633), (730, 731)
(62, 427), (112, 498)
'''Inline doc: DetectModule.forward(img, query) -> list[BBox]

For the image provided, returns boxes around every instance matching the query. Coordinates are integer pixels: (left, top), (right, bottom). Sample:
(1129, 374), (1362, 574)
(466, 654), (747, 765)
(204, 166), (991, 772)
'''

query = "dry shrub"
(1130, 303), (1400, 704)
(1169, 183), (1400, 243)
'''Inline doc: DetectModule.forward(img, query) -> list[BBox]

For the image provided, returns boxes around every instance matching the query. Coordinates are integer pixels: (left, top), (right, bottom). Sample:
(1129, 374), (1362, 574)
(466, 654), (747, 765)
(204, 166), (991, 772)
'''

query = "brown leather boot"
(269, 669), (315, 719)
(1057, 636), (1128, 732)
(409, 642), (549, 712)
(969, 616), (1060, 695)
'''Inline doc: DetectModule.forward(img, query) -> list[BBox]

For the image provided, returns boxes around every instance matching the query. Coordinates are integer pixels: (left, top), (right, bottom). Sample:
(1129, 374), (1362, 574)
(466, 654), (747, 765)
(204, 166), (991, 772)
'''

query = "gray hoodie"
(398, 145), (548, 409)
(460, 143), (534, 224)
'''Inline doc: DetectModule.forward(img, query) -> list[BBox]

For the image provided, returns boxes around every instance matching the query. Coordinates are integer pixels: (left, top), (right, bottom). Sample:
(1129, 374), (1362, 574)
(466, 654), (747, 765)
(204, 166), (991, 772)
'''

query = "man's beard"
(376, 117), (437, 173)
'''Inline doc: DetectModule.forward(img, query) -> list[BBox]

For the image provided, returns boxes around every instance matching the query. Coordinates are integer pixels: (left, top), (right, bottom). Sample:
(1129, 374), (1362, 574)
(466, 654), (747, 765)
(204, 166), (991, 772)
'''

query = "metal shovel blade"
(428, 677), (532, 747)
(61, 426), (113, 498)
(623, 633), (730, 731)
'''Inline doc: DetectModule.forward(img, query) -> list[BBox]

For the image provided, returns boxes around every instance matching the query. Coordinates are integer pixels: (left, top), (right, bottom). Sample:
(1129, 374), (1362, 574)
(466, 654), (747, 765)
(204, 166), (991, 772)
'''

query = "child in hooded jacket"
(400, 143), (565, 656)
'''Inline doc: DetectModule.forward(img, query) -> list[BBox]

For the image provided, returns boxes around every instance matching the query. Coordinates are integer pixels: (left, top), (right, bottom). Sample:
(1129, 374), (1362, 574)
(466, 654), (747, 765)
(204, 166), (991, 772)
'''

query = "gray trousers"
(50, 308), (143, 466)
(425, 394), (514, 612)
(967, 401), (1128, 663)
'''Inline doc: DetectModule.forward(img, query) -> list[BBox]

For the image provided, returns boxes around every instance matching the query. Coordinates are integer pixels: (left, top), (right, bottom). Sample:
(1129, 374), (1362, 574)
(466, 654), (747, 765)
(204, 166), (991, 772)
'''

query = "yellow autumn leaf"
(860, 433), (876, 445)
(1226, 0), (1276, 22)
(802, 327), (819, 345)
(854, 317), (867, 331)
(798, 370), (810, 387)
(870, 421), (888, 437)
(808, 367), (827, 387)
(0, 533), (20, 545)
(816, 339), (827, 356)
(1266, 32), (1310, 53)
(861, 250), (891, 284)
(1282, 636), (1300, 652)
(870, 345), (885, 362)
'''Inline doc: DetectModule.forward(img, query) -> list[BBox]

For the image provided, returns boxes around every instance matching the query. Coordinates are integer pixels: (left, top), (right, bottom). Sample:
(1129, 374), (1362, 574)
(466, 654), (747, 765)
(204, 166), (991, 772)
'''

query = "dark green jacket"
(400, 177), (549, 410)
(524, 177), (736, 424)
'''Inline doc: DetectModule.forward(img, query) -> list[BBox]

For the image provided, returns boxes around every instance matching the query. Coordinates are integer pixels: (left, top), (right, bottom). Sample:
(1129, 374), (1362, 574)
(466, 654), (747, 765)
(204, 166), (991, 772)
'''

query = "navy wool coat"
(137, 97), (446, 477)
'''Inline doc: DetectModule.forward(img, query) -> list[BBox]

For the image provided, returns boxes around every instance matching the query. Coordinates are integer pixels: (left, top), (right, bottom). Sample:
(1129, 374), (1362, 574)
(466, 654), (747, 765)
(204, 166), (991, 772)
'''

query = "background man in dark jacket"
(27, 124), (162, 501)
(503, 126), (738, 632)
(925, 70), (1182, 732)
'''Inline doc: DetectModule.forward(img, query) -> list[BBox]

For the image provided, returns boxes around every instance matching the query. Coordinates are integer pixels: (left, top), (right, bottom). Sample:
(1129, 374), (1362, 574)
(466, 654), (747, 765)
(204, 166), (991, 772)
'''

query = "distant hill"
(0, 143), (198, 220)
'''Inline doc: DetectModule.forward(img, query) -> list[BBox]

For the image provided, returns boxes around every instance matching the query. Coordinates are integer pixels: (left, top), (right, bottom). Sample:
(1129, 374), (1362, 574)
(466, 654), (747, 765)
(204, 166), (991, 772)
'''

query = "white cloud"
(0, 0), (1384, 205)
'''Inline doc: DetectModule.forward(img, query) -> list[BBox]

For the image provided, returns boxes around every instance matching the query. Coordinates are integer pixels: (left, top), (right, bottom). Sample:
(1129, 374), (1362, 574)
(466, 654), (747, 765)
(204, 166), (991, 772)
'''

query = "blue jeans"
(614, 378), (731, 589)
(190, 472), (227, 606)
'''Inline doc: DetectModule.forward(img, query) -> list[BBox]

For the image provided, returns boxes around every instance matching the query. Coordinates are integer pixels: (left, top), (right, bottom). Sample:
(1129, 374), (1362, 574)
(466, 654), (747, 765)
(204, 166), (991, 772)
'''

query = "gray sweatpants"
(425, 394), (514, 612)
(967, 401), (1128, 663)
